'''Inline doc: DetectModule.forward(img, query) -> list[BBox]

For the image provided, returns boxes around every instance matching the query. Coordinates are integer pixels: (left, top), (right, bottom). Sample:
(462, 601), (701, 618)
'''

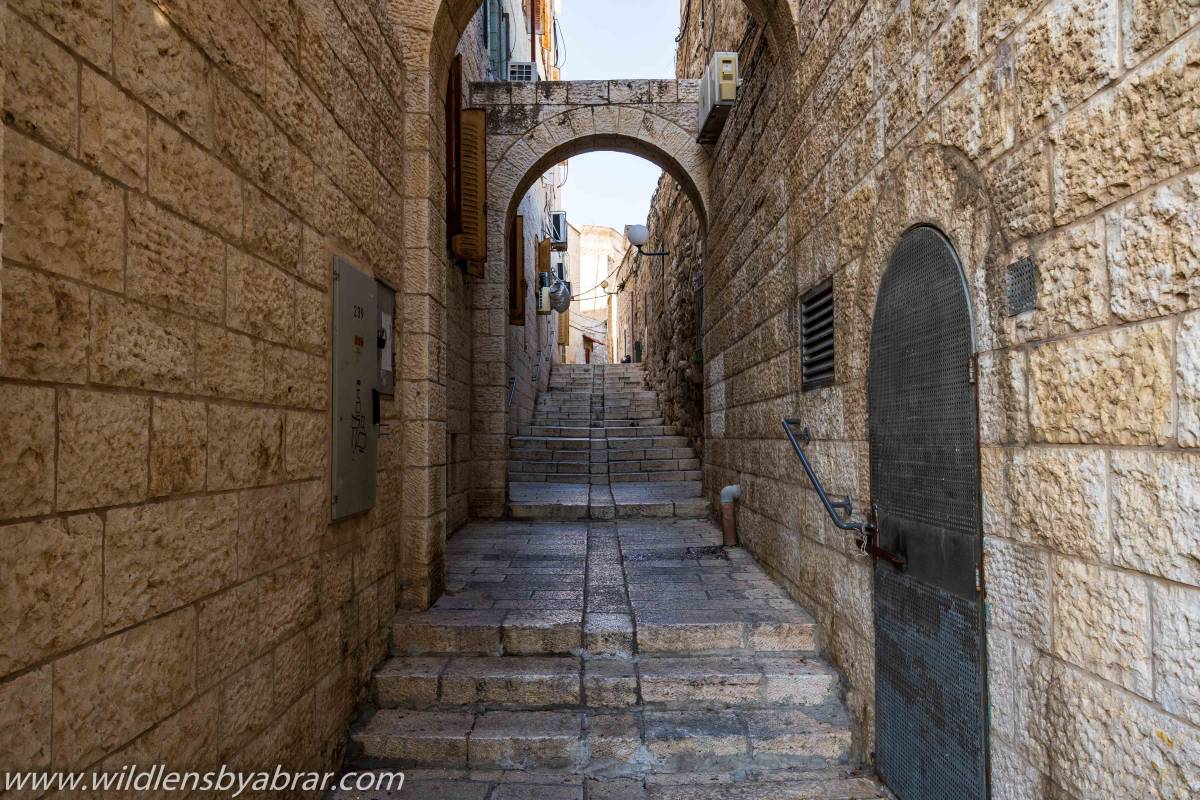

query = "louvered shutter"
(509, 215), (526, 326)
(557, 308), (570, 342)
(452, 108), (487, 274)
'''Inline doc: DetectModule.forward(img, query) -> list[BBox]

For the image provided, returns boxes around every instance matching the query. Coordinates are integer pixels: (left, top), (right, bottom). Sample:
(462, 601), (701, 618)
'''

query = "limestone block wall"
(645, 0), (1200, 793)
(622, 176), (706, 453)
(0, 0), (420, 782)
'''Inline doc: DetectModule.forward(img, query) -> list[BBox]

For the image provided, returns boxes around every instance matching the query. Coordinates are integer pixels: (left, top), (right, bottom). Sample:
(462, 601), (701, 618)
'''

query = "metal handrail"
(505, 376), (518, 410)
(782, 419), (905, 568)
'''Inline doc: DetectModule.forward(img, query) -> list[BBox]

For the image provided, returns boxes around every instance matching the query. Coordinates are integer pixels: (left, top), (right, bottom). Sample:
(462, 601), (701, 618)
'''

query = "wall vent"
(801, 279), (835, 391)
(1005, 256), (1038, 316)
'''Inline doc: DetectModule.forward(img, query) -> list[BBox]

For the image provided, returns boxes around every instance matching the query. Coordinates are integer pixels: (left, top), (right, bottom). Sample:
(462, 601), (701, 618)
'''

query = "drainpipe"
(719, 484), (741, 547)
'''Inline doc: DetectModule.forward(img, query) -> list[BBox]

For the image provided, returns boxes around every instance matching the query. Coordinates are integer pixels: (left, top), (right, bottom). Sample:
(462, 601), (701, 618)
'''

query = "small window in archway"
(801, 279), (835, 391)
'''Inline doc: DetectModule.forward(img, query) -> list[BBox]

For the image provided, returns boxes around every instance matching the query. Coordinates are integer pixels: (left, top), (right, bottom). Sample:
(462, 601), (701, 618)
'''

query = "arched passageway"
(463, 80), (712, 514)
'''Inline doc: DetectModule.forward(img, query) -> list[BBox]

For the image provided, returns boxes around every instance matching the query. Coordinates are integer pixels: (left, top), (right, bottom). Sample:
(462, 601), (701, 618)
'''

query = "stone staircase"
(340, 518), (886, 799)
(507, 364), (709, 520)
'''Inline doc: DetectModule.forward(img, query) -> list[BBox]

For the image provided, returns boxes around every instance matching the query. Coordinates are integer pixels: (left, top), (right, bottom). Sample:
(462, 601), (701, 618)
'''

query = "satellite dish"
(549, 279), (572, 312)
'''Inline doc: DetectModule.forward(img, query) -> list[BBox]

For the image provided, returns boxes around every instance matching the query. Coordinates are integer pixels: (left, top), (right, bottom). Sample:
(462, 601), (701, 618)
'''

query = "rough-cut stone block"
(149, 398), (207, 496)
(0, 515), (102, 674)
(238, 483), (303, 577)
(114, 0), (211, 142)
(52, 606), (195, 768)
(80, 66), (148, 186)
(1179, 311), (1200, 447)
(104, 494), (238, 629)
(57, 388), (151, 511)
(0, 384), (56, 519)
(196, 323), (264, 401)
(1122, 0), (1200, 63)
(9, 0), (113, 67)
(218, 656), (273, 754)
(468, 710), (581, 769)
(148, 118), (242, 238)
(4, 13), (79, 154)
(228, 249), (296, 344)
(983, 536), (1050, 647)
(1028, 322), (1173, 445)
(0, 266), (89, 383)
(206, 404), (284, 490)
(1013, 0), (1118, 137)
(197, 581), (260, 686)
(1152, 582), (1200, 726)
(1009, 219), (1108, 342)
(245, 184), (302, 271)
(257, 556), (319, 646)
(127, 195), (226, 322)
(1050, 36), (1200, 224)
(4, 131), (124, 290)
(1106, 173), (1200, 322)
(1008, 448), (1108, 558)
(102, 690), (219, 776)
(90, 293), (195, 392)
(1052, 558), (1153, 697)
(1110, 450), (1200, 587)
(356, 709), (473, 766)
(0, 666), (52, 778)
(285, 410), (327, 480)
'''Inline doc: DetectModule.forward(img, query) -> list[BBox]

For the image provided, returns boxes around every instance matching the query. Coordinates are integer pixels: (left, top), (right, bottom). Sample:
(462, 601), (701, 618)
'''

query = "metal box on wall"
(332, 256), (379, 520)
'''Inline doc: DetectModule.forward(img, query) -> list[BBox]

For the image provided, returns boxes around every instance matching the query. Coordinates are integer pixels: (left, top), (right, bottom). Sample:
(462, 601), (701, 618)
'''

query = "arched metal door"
(868, 226), (988, 800)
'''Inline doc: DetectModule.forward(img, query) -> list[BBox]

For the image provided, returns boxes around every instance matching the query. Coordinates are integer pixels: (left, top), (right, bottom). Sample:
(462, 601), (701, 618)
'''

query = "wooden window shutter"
(509, 215), (526, 326)
(446, 55), (463, 244)
(557, 308), (570, 342)
(452, 108), (488, 275)
(536, 239), (552, 315)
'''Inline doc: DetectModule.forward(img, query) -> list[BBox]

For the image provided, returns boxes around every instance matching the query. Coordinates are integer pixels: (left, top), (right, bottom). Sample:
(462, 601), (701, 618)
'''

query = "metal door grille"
(868, 226), (987, 800)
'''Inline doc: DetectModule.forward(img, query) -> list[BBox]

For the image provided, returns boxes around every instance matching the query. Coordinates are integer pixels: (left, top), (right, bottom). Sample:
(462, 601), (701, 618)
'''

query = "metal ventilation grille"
(801, 279), (835, 391)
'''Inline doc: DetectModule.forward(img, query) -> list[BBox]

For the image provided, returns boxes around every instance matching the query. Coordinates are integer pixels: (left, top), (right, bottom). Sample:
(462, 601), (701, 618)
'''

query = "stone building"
(1, 0), (1198, 797)
(560, 222), (627, 364)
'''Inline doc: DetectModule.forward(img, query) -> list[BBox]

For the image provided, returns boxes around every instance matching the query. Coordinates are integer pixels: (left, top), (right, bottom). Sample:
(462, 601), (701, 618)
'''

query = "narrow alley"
(341, 364), (885, 798)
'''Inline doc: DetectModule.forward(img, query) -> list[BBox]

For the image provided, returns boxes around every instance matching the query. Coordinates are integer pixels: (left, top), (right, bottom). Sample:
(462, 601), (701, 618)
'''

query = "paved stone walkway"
(338, 518), (888, 799)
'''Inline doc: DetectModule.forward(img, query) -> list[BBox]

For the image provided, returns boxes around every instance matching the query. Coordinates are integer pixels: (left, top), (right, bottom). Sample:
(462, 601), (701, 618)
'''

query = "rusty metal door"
(868, 226), (988, 800)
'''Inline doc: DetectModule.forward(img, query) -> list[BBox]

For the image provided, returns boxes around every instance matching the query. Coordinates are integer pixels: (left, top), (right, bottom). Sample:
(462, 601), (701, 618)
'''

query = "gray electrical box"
(332, 256), (379, 520)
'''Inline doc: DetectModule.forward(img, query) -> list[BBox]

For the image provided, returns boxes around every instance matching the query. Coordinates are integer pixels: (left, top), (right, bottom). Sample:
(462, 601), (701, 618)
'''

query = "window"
(509, 216), (527, 326)
(800, 279), (835, 391)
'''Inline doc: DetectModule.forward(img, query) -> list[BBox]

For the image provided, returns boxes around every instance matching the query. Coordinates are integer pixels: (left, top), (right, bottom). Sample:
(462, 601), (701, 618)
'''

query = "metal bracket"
(505, 376), (518, 410)
(782, 419), (905, 569)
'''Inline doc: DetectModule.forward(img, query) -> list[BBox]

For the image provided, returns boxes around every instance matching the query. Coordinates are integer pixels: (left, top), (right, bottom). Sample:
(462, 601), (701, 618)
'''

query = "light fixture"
(625, 223), (670, 270)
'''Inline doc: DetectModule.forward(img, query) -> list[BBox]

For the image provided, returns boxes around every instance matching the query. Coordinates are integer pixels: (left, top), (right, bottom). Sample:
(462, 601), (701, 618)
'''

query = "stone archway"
(466, 79), (712, 517)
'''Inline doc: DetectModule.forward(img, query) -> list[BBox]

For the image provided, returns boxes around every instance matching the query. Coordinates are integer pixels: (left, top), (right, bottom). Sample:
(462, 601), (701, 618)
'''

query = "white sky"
(557, 0), (678, 233)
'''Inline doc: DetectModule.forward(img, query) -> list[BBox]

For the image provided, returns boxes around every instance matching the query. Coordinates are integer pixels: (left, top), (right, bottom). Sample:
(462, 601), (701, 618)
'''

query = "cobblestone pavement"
(338, 518), (889, 799)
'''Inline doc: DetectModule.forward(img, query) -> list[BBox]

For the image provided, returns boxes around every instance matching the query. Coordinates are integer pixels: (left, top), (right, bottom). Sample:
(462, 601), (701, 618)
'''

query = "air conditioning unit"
(509, 61), (538, 82)
(536, 271), (552, 316)
(698, 52), (739, 144)
(549, 211), (568, 252)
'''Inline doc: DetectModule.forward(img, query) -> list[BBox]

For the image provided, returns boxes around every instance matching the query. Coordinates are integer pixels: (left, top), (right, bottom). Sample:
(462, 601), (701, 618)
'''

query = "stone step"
(393, 609), (583, 657)
(520, 426), (595, 437)
(331, 770), (887, 800)
(610, 470), (705, 483)
(509, 460), (591, 474)
(372, 654), (839, 712)
(634, 610), (818, 655)
(351, 705), (851, 773)
(607, 436), (690, 449)
(508, 473), (598, 485)
(608, 458), (702, 472)
(510, 438), (592, 451)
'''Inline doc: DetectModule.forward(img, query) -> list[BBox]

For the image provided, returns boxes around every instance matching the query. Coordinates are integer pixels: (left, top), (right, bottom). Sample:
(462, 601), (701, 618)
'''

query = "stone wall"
(644, 0), (1200, 793)
(0, 0), (412, 782)
(619, 175), (706, 452)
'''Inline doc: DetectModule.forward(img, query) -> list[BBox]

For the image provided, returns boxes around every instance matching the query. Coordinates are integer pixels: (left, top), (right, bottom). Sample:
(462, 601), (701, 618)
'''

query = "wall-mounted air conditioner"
(509, 61), (538, 82)
(549, 211), (568, 252)
(698, 52), (739, 144)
